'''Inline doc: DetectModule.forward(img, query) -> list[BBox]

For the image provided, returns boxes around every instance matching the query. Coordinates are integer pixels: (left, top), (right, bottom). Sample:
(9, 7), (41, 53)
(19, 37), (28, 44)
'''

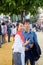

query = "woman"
(12, 21), (29, 65)
(1, 22), (7, 43)
(0, 23), (2, 48)
(11, 24), (17, 41)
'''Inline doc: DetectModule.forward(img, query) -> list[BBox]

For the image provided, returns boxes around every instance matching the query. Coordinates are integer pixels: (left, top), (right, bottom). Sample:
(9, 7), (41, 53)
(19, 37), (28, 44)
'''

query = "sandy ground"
(0, 36), (13, 65)
(0, 32), (43, 65)
(35, 32), (43, 65)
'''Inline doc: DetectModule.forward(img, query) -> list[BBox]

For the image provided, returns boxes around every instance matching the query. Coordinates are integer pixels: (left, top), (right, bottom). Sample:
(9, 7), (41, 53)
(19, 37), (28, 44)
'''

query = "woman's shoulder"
(15, 34), (20, 38)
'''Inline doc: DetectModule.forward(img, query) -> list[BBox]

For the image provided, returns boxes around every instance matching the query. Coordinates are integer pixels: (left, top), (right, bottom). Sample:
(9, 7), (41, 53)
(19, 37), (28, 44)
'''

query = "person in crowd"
(30, 23), (33, 30)
(11, 24), (17, 41)
(0, 22), (2, 48)
(1, 22), (7, 43)
(36, 24), (41, 32)
(12, 21), (29, 65)
(41, 22), (43, 32)
(22, 19), (38, 65)
(7, 22), (11, 42)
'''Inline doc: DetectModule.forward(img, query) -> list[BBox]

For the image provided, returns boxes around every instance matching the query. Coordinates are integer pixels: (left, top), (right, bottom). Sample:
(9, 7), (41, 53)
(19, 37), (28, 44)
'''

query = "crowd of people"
(0, 21), (16, 48)
(33, 22), (43, 32)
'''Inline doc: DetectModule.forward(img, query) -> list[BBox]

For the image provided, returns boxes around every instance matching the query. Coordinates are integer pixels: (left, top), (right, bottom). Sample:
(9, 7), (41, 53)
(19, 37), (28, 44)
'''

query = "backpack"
(30, 32), (41, 61)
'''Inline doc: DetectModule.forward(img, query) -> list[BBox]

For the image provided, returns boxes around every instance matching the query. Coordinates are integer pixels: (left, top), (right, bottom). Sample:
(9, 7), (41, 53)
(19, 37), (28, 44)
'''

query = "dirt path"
(0, 32), (43, 65)
(35, 32), (43, 65)
(0, 37), (13, 65)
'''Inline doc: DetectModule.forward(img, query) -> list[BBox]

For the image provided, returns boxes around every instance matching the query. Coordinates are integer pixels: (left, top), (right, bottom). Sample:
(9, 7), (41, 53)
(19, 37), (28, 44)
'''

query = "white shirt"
(11, 27), (17, 36)
(1, 25), (7, 34)
(12, 34), (25, 53)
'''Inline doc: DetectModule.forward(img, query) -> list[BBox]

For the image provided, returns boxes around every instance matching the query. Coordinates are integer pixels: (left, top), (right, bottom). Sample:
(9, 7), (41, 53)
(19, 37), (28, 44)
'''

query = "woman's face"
(18, 23), (24, 31)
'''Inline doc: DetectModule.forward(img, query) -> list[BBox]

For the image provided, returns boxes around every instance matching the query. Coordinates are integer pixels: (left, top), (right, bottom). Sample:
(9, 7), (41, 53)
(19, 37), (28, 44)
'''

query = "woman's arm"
(22, 39), (29, 46)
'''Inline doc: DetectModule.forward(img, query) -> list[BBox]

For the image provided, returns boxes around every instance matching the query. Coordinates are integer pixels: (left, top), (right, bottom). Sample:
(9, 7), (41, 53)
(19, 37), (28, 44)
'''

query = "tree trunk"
(21, 11), (23, 22)
(21, 10), (25, 22)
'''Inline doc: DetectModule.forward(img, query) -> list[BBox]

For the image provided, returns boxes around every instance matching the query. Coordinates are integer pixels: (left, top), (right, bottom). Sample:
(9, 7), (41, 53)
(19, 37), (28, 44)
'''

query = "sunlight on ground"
(0, 32), (43, 65)
(0, 36), (13, 65)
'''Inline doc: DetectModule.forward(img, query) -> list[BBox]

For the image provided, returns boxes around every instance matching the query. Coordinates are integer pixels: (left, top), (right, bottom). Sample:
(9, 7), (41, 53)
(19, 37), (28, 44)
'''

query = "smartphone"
(27, 38), (30, 41)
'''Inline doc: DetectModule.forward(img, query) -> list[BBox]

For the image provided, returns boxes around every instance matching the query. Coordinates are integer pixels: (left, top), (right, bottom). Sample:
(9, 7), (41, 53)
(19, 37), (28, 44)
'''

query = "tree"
(0, 0), (43, 21)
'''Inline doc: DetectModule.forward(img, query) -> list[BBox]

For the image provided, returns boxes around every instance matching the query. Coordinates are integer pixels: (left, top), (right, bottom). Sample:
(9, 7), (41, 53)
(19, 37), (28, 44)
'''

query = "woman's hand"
(22, 39), (29, 46)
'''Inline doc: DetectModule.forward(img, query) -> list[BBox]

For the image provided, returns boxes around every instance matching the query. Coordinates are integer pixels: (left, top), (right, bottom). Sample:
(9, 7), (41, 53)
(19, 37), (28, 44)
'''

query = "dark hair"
(12, 24), (16, 28)
(2, 22), (5, 25)
(16, 20), (23, 26)
(16, 20), (23, 30)
(24, 19), (30, 23)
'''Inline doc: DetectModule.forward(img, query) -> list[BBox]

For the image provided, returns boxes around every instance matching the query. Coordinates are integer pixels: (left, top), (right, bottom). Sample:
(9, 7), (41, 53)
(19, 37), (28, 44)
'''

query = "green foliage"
(30, 15), (38, 23)
(30, 17), (35, 23)
(0, 0), (43, 15)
